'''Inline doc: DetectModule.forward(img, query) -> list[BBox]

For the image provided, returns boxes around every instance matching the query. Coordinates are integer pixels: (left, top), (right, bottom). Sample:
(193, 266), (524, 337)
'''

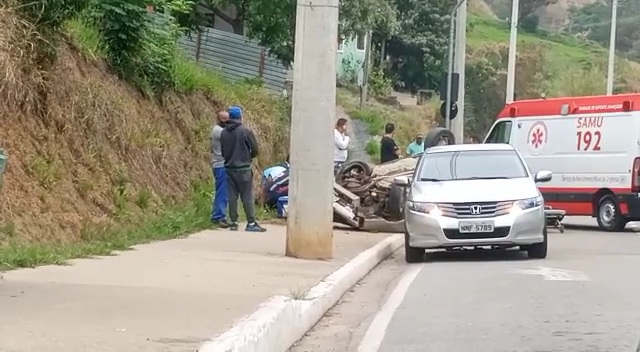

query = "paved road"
(293, 217), (640, 352)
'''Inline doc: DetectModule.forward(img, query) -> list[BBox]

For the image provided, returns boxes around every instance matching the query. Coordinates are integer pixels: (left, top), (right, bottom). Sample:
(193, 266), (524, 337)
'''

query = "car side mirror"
(394, 176), (410, 186)
(534, 170), (552, 183)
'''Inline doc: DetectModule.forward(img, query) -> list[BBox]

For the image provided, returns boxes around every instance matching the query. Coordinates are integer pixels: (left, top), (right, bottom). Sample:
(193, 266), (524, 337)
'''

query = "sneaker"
(212, 219), (230, 228)
(246, 222), (267, 232)
(229, 222), (239, 231)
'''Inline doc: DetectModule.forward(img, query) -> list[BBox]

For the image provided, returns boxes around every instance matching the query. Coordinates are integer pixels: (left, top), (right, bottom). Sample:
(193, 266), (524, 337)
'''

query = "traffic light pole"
(452, 1), (466, 143)
(445, 0), (467, 131)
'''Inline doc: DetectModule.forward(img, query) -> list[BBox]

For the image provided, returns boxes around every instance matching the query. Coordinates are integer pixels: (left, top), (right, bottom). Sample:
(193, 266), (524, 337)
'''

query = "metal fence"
(179, 28), (288, 93)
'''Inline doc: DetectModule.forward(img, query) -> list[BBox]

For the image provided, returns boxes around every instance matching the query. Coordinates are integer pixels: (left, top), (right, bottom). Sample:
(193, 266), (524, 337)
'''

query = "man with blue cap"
(220, 106), (267, 232)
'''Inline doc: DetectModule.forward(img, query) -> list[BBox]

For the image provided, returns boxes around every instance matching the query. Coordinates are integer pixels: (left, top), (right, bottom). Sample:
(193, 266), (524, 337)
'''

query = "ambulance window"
(485, 121), (512, 144)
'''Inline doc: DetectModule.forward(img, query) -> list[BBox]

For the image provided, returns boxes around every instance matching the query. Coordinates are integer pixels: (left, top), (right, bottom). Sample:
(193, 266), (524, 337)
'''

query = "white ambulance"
(484, 93), (640, 232)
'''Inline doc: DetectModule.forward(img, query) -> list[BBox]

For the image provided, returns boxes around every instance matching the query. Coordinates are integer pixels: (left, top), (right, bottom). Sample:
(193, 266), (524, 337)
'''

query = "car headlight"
(510, 196), (544, 213)
(407, 201), (442, 216)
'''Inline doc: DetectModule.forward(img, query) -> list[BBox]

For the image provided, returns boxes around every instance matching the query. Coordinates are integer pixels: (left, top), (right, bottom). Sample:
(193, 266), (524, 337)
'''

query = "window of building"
(356, 33), (366, 51)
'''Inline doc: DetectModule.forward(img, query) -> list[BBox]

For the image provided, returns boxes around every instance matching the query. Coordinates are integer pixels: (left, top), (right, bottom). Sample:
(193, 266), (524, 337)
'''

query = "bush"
(87, 0), (192, 93)
(520, 14), (539, 33)
(368, 69), (393, 98)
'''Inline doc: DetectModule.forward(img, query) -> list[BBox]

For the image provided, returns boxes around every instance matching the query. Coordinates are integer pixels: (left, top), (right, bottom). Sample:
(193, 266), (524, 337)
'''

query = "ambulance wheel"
(596, 195), (627, 232)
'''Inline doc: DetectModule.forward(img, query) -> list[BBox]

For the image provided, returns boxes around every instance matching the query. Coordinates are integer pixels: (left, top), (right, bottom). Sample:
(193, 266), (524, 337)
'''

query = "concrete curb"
(198, 233), (404, 352)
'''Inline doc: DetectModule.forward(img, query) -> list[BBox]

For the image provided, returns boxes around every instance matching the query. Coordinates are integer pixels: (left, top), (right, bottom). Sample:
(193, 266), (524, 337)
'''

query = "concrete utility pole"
(505, 0), (519, 104)
(452, 1), (466, 143)
(606, 0), (618, 95)
(285, 0), (338, 259)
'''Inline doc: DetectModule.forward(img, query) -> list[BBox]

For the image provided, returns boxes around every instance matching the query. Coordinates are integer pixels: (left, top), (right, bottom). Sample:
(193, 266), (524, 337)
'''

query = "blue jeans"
(211, 166), (228, 221)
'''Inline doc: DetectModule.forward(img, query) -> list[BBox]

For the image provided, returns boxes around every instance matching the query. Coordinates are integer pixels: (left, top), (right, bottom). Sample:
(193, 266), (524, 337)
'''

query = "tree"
(384, 0), (454, 90)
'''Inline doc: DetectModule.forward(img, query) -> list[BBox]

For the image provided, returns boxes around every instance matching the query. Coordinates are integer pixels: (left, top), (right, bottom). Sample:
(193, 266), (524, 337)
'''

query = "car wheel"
(527, 225), (548, 259)
(404, 231), (424, 263)
(387, 184), (406, 221)
(423, 128), (455, 148)
(596, 194), (627, 232)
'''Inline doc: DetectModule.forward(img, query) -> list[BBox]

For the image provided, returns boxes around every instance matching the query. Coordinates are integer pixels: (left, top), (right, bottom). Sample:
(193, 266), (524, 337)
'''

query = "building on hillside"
(336, 33), (368, 83)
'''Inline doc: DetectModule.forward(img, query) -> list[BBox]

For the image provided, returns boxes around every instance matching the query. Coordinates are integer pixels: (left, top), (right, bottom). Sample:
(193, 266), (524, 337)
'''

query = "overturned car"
(333, 128), (455, 230)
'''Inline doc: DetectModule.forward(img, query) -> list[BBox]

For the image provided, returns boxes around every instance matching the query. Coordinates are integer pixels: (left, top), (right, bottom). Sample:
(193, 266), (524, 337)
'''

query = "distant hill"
(536, 0), (597, 29)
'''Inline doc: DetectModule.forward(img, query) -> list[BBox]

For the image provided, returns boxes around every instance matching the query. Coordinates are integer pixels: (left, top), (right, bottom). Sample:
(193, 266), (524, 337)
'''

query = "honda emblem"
(469, 205), (482, 215)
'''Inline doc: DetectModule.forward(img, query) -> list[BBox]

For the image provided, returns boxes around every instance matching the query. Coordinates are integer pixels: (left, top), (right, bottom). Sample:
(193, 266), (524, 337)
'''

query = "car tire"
(527, 225), (548, 259)
(335, 160), (373, 185)
(404, 231), (424, 263)
(387, 184), (406, 221)
(423, 128), (455, 148)
(596, 194), (627, 232)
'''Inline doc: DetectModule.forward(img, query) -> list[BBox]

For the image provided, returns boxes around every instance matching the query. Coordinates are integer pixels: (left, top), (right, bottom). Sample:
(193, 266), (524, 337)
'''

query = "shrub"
(88, 0), (191, 93)
(368, 69), (393, 98)
(520, 14), (539, 33)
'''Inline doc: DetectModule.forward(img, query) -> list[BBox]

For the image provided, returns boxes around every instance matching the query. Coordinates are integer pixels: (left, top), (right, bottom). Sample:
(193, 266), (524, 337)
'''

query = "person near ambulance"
(406, 134), (425, 157)
(334, 118), (350, 173)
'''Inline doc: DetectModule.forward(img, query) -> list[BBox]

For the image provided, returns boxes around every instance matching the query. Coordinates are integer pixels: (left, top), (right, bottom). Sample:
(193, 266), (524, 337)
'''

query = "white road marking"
(511, 266), (589, 281)
(357, 264), (423, 352)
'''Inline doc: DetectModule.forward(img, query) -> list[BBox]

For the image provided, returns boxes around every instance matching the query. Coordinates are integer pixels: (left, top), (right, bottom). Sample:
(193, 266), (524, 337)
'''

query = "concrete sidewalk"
(0, 225), (390, 352)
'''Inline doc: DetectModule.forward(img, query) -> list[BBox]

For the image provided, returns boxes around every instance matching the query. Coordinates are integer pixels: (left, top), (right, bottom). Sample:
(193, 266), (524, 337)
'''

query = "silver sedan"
(394, 143), (552, 263)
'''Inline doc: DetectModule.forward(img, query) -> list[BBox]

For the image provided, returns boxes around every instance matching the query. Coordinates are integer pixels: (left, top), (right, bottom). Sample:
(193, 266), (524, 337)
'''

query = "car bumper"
(405, 206), (545, 249)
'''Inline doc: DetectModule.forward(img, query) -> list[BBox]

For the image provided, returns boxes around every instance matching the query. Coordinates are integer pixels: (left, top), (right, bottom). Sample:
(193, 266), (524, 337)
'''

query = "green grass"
(468, 15), (607, 62)
(0, 181), (275, 270)
(365, 138), (380, 160)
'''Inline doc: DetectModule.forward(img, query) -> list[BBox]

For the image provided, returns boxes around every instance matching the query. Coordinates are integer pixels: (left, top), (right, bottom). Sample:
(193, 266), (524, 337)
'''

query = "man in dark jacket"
(220, 106), (267, 232)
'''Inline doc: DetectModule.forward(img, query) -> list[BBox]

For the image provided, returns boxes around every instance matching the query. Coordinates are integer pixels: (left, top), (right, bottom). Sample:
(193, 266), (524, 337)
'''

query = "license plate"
(458, 221), (494, 233)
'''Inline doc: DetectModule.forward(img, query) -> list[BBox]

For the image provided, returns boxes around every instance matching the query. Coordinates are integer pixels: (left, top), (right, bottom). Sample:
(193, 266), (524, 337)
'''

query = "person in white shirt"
(334, 118), (350, 174)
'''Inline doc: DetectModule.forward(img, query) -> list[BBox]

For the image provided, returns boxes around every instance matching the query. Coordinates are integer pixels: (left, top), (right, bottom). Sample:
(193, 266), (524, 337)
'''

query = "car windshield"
(418, 149), (528, 181)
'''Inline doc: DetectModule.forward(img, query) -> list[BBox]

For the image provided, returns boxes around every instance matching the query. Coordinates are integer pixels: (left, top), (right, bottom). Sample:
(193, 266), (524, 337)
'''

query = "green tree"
(384, 0), (454, 90)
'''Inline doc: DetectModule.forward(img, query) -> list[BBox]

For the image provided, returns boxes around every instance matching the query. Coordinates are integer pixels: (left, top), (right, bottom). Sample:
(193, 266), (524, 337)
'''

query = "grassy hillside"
(461, 12), (640, 136)
(0, 4), (288, 269)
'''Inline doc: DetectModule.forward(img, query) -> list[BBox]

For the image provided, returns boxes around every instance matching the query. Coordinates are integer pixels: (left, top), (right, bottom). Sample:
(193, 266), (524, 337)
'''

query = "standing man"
(406, 134), (425, 157)
(380, 122), (400, 163)
(211, 110), (230, 228)
(334, 118), (350, 174)
(220, 106), (267, 232)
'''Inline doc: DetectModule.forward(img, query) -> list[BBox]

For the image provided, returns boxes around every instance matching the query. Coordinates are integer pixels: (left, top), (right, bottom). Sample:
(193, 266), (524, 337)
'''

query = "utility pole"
(286, 0), (338, 259)
(452, 1), (466, 143)
(606, 0), (618, 95)
(505, 0), (519, 104)
(360, 30), (373, 108)
(445, 0), (467, 131)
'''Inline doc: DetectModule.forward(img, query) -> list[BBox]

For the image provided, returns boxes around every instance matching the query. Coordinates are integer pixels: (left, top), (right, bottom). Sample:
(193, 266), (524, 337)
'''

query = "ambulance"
(484, 93), (640, 232)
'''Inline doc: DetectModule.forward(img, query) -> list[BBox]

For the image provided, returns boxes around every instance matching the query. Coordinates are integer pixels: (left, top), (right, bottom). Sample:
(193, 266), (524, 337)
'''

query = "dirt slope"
(0, 38), (288, 244)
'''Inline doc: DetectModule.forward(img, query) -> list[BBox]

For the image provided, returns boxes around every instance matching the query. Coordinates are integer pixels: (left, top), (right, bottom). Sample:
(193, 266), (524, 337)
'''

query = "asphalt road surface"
(292, 217), (640, 352)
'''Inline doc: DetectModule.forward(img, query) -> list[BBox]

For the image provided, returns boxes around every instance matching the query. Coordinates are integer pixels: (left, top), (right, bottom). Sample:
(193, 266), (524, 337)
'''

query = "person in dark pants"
(220, 106), (267, 232)
(210, 110), (230, 227)
(380, 122), (400, 163)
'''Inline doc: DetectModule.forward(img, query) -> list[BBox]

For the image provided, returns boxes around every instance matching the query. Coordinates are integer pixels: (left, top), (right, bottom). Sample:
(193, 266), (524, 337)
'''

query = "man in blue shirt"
(406, 134), (425, 157)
